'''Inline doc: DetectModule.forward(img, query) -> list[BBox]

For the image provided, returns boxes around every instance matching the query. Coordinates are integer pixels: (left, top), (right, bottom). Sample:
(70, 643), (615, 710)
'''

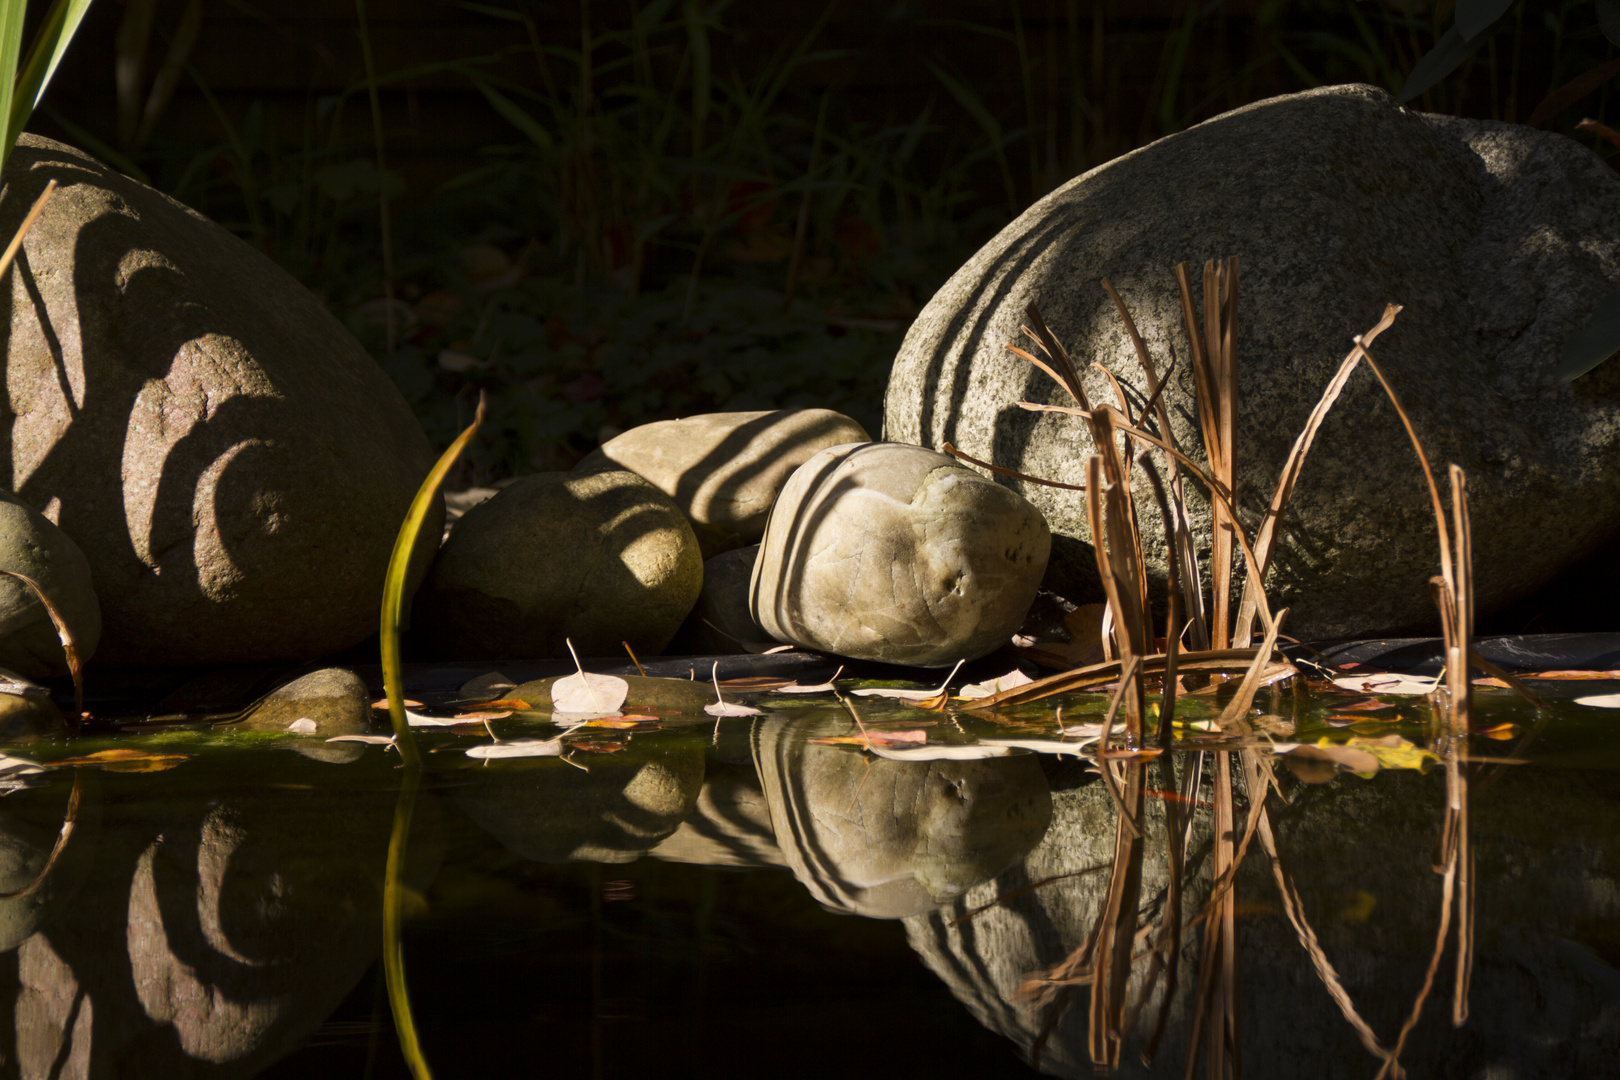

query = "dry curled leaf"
(1330, 673), (1437, 696)
(809, 729), (928, 750)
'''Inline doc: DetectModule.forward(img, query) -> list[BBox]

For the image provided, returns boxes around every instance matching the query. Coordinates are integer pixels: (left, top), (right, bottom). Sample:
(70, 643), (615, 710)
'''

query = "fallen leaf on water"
(287, 718), (318, 734)
(1097, 747), (1163, 760)
(719, 676), (797, 691)
(773, 666), (845, 695)
(406, 709), (486, 727)
(1514, 669), (1620, 681)
(867, 743), (1011, 761)
(977, 736), (1095, 756)
(958, 668), (1035, 700)
(372, 698), (424, 709)
(584, 716), (660, 729)
(1330, 673), (1437, 696)
(1474, 722), (1519, 739)
(1575, 693), (1620, 708)
(705, 662), (764, 717)
(458, 699), (531, 710)
(0, 755), (42, 775)
(851, 659), (965, 701)
(1326, 696), (1397, 712)
(54, 748), (187, 772)
(466, 738), (566, 760)
(553, 639), (631, 714)
(453, 710), (514, 722)
(327, 735), (396, 745)
(809, 729), (928, 750)
(1343, 734), (1437, 771)
(570, 739), (626, 753)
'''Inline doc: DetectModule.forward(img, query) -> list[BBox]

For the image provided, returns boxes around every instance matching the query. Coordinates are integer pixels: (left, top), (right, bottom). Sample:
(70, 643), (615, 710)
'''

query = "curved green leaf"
(1397, 24), (1487, 103)
(6, 0), (95, 152)
(1553, 287), (1620, 383)
(380, 390), (486, 768)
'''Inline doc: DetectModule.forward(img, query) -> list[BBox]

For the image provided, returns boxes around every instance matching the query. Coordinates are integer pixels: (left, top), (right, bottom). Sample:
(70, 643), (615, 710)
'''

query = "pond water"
(1, 640), (1617, 1079)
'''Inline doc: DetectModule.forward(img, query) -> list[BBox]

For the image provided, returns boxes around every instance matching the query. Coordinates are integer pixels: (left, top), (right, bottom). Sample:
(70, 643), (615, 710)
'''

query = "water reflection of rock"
(752, 714), (1052, 917)
(2, 754), (437, 1078)
(903, 764), (1620, 1077)
(454, 741), (706, 864)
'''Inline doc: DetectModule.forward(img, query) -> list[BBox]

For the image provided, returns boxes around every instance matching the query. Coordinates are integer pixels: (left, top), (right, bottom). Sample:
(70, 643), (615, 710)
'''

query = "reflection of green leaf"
(384, 768), (433, 1080)
(1553, 287), (1620, 383)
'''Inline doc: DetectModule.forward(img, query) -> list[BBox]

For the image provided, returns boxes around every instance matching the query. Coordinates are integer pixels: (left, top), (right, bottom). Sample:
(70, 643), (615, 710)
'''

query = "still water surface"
(0, 647), (1615, 1079)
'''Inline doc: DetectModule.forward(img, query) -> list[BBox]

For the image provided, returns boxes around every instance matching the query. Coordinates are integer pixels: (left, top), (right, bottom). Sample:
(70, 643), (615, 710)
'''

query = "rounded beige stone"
(420, 468), (702, 659)
(577, 409), (870, 557)
(751, 442), (1050, 666)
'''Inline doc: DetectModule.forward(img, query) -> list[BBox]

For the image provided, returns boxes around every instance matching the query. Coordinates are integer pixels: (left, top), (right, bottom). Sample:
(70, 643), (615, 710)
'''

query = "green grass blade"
(384, 767), (432, 1080)
(380, 390), (486, 769)
(0, 0), (29, 175)
(8, 0), (95, 150)
(468, 75), (554, 151)
(928, 60), (1019, 218)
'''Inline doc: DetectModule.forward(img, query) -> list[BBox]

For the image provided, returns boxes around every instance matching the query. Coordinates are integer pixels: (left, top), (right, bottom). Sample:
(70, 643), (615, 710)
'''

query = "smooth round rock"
(884, 84), (1620, 639)
(420, 469), (703, 659)
(0, 491), (99, 679)
(577, 409), (871, 557)
(0, 135), (441, 665)
(236, 667), (373, 763)
(751, 442), (1050, 666)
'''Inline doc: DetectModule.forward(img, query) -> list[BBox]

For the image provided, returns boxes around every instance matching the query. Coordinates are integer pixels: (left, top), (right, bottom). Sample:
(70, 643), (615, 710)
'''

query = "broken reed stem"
(0, 769), (80, 900)
(0, 178), (56, 282)
(1090, 757), (1146, 1070)
(942, 441), (1088, 491)
(1095, 655), (1145, 838)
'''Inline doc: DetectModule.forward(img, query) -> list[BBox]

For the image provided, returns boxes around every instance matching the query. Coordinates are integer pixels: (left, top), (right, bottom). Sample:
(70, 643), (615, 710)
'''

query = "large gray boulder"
(751, 442), (1050, 666)
(577, 409), (872, 558)
(883, 84), (1620, 639)
(419, 468), (703, 659)
(0, 135), (441, 665)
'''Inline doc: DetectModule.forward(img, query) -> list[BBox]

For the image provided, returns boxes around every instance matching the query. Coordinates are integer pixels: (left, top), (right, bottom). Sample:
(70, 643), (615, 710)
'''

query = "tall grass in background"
(37, 0), (1620, 477)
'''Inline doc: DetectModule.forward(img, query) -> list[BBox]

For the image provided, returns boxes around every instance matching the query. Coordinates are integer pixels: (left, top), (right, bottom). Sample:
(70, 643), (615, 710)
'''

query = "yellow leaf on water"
(1342, 734), (1437, 771)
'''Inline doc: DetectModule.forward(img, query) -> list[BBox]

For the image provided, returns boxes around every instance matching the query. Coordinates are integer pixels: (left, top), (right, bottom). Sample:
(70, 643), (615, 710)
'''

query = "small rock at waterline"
(237, 668), (372, 763)
(419, 469), (703, 659)
(751, 443), (1050, 666)
(576, 409), (870, 558)
(0, 491), (100, 679)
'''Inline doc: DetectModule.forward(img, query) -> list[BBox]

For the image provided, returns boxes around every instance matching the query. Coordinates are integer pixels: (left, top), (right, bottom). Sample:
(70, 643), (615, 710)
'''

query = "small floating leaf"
(453, 710), (514, 722)
(373, 698), (424, 710)
(809, 728), (928, 749)
(866, 743), (1011, 761)
(851, 659), (964, 700)
(1575, 693), (1620, 708)
(773, 666), (845, 695)
(53, 748), (186, 772)
(327, 734), (396, 746)
(466, 738), (567, 760)
(287, 718), (318, 734)
(553, 639), (630, 714)
(977, 736), (1094, 756)
(705, 662), (763, 717)
(0, 755), (42, 775)
(1330, 673), (1436, 696)
(959, 668), (1035, 699)
(1343, 734), (1437, 771)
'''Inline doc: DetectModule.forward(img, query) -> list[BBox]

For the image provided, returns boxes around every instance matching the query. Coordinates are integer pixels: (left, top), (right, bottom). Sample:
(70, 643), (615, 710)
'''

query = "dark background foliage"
(28, 0), (1620, 484)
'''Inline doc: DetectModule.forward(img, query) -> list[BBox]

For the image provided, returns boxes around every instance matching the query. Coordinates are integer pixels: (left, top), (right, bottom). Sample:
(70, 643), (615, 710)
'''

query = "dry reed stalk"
(0, 567), (84, 722)
(1175, 259), (1239, 649)
(1232, 303), (1403, 647)
(961, 649), (1279, 710)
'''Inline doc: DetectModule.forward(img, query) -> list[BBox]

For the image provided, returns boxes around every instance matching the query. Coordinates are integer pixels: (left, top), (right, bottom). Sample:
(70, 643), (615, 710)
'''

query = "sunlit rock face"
(419, 468), (703, 659)
(885, 83), (1620, 639)
(903, 767), (1620, 1078)
(752, 714), (1052, 918)
(0, 135), (440, 665)
(454, 742), (706, 864)
(577, 409), (872, 558)
(751, 442), (1050, 666)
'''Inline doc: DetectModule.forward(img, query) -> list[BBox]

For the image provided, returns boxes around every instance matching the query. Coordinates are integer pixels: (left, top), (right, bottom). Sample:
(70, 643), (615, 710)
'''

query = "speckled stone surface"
(750, 442), (1050, 666)
(419, 468), (703, 659)
(883, 84), (1620, 639)
(0, 135), (440, 664)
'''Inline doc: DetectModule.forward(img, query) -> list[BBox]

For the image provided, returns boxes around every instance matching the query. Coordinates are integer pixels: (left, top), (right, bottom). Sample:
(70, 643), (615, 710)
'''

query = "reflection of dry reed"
(973, 260), (1489, 1077)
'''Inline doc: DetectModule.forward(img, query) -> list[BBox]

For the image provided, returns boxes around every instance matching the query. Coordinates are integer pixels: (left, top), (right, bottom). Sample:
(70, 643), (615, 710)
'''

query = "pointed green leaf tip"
(381, 390), (487, 768)
(1554, 287), (1620, 384)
